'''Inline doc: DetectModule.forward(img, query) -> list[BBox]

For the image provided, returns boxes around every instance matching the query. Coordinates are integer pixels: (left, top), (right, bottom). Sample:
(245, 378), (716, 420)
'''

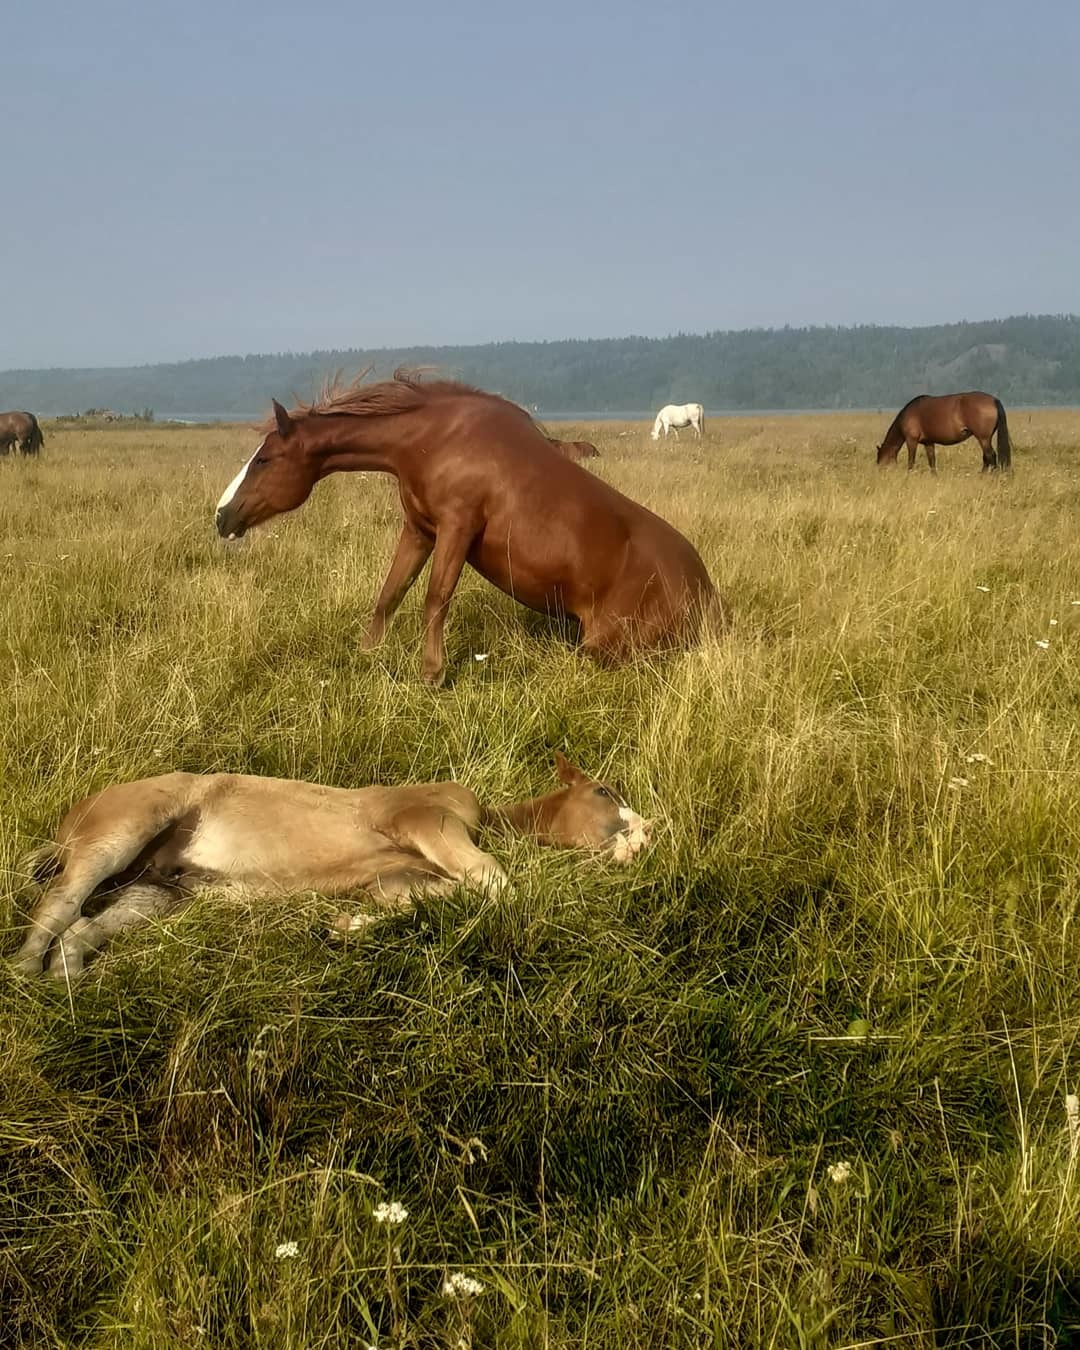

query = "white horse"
(651, 404), (705, 440)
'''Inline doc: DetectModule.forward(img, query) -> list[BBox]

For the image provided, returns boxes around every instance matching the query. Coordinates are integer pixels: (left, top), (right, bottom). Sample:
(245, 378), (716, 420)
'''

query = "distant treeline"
(3, 314), (1079, 419)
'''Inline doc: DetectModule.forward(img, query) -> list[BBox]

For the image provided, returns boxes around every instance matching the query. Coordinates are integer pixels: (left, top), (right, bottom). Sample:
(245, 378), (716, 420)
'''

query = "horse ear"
(554, 751), (587, 786)
(272, 399), (294, 439)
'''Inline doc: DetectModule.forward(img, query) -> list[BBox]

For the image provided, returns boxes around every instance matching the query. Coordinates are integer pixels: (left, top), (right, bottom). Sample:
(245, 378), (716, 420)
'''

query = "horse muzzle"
(215, 506), (247, 540)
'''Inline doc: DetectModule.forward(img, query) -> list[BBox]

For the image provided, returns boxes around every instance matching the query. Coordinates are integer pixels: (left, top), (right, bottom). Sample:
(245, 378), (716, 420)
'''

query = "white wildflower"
(975, 585), (990, 592)
(1067, 1094), (1080, 1156)
(947, 777), (969, 791)
(964, 753), (993, 765)
(1035, 639), (1050, 649)
(1050, 618), (1059, 626)
(1072, 600), (1080, 606)
(442, 1271), (483, 1299)
(372, 1200), (408, 1226)
(826, 1160), (852, 1185)
(274, 1240), (300, 1259)
(473, 653), (489, 662)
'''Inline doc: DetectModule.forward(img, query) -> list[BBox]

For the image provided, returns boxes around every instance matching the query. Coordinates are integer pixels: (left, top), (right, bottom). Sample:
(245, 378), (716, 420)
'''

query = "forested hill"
(3, 315), (1079, 419)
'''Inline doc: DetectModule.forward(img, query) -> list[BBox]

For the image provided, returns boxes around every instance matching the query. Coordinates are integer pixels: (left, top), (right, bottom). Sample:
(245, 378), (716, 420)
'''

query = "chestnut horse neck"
(878, 394), (928, 454)
(292, 375), (542, 478)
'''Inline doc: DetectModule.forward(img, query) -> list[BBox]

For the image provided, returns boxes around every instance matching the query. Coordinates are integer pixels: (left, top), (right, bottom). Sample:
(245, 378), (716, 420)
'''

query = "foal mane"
(261, 367), (535, 431)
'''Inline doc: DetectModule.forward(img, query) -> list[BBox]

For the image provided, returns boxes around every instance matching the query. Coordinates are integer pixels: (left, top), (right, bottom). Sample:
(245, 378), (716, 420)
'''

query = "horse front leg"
(420, 524), (475, 687)
(906, 439), (918, 471)
(361, 520), (434, 650)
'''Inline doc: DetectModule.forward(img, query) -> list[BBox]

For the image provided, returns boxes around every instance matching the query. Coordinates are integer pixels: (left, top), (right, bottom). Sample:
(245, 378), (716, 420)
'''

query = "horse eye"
(254, 455), (269, 466)
(595, 786), (610, 799)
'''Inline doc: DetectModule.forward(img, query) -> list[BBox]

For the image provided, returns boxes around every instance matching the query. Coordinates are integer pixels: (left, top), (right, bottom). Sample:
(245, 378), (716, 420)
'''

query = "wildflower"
(274, 1241), (300, 1259)
(947, 777), (969, 791)
(473, 653), (489, 662)
(1035, 639), (1050, 649)
(826, 1160), (852, 1185)
(964, 753), (993, 765)
(1072, 600), (1080, 606)
(1067, 1094), (1079, 1154)
(1050, 619), (1059, 626)
(442, 1271), (483, 1299)
(372, 1200), (408, 1226)
(975, 585), (990, 592)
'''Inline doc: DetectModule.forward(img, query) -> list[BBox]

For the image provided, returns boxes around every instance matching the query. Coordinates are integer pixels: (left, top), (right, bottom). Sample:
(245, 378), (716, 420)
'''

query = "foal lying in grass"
(14, 754), (651, 980)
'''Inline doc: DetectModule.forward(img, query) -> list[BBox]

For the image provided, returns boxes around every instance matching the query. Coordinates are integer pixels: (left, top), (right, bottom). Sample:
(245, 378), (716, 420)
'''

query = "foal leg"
(48, 883), (177, 981)
(13, 846), (142, 976)
(420, 524), (476, 687)
(361, 520), (434, 650)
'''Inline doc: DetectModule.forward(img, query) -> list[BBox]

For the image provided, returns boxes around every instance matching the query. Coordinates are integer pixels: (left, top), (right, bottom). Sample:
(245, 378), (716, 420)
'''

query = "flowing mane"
(260, 367), (533, 432)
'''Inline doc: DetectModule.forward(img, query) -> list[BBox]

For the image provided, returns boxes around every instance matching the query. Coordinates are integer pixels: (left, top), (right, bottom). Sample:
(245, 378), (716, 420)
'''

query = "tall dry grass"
(2, 409), (1080, 1346)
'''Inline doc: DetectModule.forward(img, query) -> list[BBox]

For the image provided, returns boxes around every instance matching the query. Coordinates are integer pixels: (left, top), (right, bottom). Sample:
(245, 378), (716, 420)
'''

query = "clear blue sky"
(4, 0), (1077, 369)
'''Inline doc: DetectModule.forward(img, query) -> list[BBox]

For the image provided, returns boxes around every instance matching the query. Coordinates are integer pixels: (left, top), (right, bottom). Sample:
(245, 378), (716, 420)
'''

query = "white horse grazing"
(651, 404), (705, 440)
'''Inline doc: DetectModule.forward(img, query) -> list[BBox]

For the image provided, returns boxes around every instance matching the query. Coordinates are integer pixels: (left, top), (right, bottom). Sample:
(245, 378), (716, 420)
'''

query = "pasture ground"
(3, 410), (1080, 1347)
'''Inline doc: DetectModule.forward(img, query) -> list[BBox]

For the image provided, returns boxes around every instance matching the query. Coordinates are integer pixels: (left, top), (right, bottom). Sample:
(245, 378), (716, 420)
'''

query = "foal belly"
(171, 811), (399, 893)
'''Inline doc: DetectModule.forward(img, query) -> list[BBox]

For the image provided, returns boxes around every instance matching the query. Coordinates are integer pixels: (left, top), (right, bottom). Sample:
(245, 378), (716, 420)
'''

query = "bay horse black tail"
(994, 398), (1011, 469)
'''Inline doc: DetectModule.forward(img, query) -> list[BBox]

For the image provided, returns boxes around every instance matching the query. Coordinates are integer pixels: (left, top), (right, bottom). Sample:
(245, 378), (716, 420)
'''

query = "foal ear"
(554, 751), (588, 786)
(272, 399), (295, 439)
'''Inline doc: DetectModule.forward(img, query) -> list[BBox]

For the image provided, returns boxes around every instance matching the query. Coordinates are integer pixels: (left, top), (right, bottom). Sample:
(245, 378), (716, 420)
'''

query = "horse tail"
(994, 398), (1011, 469)
(19, 842), (63, 884)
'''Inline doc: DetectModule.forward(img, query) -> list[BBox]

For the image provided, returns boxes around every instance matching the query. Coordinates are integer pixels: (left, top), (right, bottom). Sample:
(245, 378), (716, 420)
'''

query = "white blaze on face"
(610, 803), (651, 864)
(216, 440), (264, 515)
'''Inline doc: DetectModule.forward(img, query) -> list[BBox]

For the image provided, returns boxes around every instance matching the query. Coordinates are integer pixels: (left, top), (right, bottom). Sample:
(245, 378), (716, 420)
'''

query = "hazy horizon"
(6, 0), (1078, 370)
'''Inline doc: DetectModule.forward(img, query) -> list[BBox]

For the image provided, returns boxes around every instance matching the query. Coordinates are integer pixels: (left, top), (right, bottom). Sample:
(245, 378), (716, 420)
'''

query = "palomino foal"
(13, 755), (651, 979)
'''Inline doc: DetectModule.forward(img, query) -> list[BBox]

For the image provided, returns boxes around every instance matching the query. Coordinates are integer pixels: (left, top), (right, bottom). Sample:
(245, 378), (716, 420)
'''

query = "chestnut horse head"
(214, 370), (718, 684)
(216, 400), (321, 538)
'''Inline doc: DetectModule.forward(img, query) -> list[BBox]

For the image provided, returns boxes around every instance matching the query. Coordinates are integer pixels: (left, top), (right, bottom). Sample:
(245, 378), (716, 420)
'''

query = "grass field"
(3, 408), (1080, 1347)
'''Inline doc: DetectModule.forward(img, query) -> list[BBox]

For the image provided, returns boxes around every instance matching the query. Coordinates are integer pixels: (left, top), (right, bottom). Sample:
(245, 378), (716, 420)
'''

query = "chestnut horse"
(876, 392), (1011, 473)
(13, 754), (651, 979)
(216, 372), (718, 685)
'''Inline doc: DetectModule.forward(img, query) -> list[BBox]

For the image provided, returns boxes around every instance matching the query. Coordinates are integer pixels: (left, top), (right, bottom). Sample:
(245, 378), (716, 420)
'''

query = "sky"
(4, 0), (1078, 370)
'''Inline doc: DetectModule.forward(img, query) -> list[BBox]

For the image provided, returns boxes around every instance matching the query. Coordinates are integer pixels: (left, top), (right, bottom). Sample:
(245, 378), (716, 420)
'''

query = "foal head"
(216, 401), (318, 539)
(541, 753), (652, 863)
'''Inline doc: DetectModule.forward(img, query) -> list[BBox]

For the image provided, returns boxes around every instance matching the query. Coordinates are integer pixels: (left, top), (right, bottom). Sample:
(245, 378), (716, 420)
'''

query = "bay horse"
(0, 410), (44, 456)
(548, 437), (600, 461)
(651, 404), (704, 440)
(876, 392), (1011, 473)
(215, 371), (718, 685)
(12, 754), (651, 980)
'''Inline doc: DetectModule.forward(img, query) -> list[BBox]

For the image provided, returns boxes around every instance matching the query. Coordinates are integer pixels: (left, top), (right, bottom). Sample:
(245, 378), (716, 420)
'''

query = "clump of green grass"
(2, 414), (1080, 1345)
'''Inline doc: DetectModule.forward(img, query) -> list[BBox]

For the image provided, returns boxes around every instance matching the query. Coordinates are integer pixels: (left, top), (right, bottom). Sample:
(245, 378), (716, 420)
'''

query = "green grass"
(3, 410), (1080, 1347)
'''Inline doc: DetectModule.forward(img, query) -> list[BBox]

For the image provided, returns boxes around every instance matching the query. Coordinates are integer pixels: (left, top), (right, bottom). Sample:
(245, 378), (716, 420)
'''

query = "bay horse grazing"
(215, 371), (718, 685)
(12, 754), (652, 980)
(548, 436), (600, 461)
(651, 404), (704, 440)
(876, 392), (1011, 473)
(0, 410), (44, 456)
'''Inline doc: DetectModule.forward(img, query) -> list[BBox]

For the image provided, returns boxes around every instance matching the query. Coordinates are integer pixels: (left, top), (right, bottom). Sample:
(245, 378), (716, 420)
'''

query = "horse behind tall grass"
(215, 371), (719, 685)
(0, 411), (44, 456)
(12, 754), (652, 980)
(876, 392), (1011, 473)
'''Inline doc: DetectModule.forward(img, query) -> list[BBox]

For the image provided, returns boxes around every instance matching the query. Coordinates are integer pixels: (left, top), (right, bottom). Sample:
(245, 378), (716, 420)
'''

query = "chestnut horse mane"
(260, 367), (537, 433)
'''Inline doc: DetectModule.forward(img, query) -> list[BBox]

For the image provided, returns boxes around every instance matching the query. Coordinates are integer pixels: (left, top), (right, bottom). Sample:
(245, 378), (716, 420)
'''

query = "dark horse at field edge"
(876, 391), (1011, 473)
(215, 371), (719, 685)
(0, 410), (45, 456)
